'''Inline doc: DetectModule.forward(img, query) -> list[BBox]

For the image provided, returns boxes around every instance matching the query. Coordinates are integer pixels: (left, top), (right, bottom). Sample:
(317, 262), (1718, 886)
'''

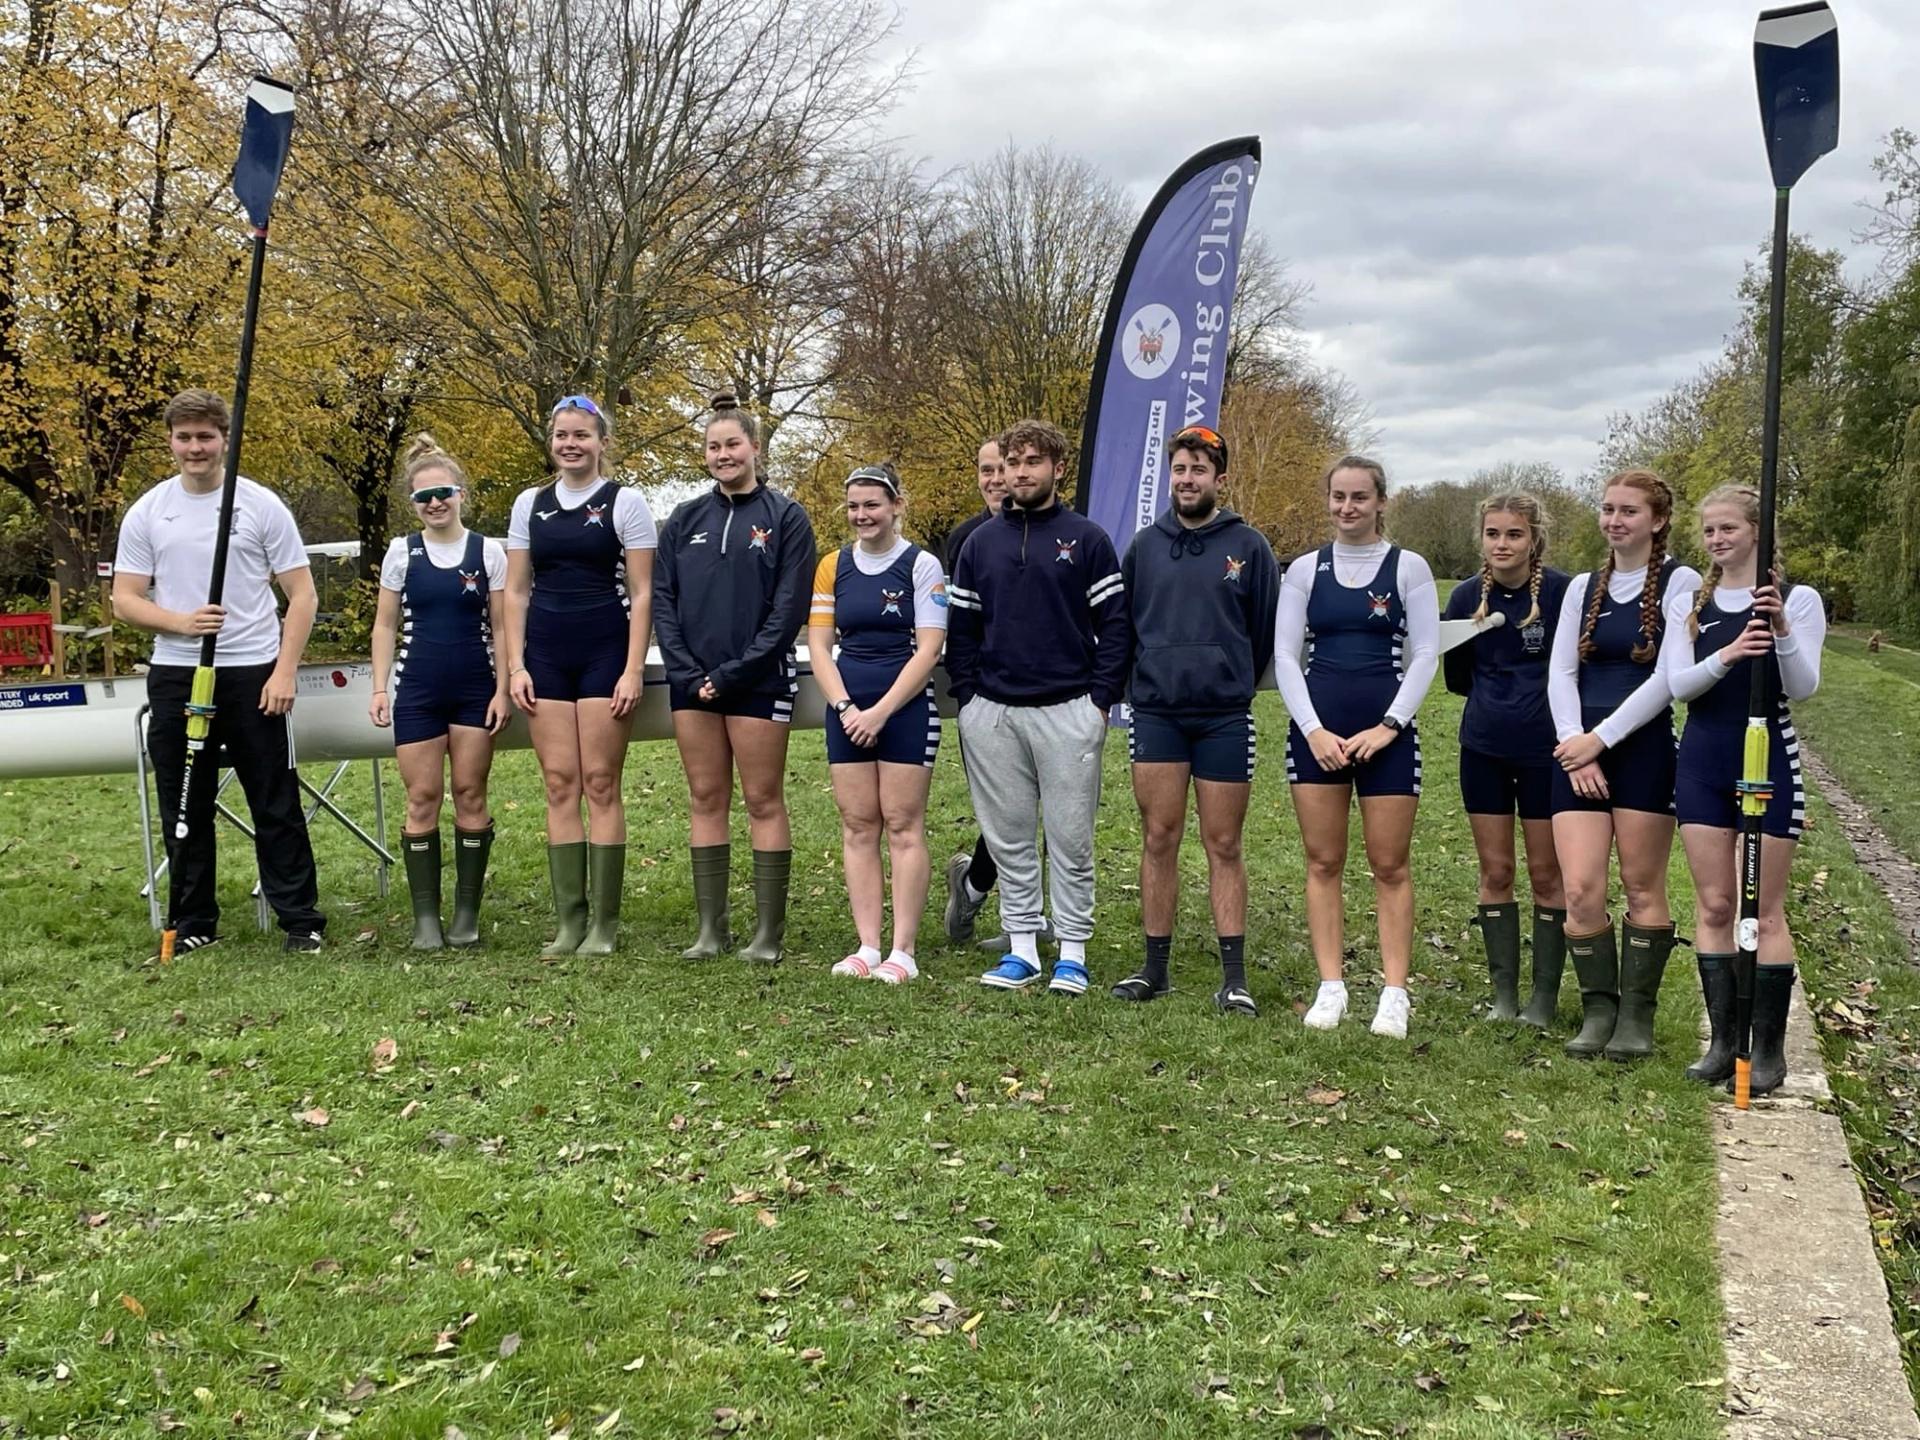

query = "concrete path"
(1715, 749), (1920, 1440)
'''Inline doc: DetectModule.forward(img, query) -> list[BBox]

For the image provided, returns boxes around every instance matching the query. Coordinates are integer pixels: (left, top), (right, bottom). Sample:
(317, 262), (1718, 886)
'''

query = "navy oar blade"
(1754, 2), (1839, 190)
(234, 76), (296, 229)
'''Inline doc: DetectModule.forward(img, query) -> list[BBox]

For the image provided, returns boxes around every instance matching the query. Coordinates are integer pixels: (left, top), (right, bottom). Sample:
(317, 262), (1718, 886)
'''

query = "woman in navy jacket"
(654, 394), (817, 965)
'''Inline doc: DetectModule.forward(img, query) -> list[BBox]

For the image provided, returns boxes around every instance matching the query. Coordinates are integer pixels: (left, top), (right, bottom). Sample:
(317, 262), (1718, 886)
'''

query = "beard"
(1174, 493), (1217, 522)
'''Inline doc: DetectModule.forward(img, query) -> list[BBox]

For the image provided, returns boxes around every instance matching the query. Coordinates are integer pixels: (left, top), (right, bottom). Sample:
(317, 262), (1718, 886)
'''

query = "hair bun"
(709, 391), (739, 414)
(404, 431), (446, 466)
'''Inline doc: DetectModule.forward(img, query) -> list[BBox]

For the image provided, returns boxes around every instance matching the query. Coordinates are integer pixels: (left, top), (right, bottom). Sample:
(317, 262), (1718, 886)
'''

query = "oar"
(1733, 4), (1838, 1105)
(160, 77), (296, 965)
(1439, 612), (1506, 655)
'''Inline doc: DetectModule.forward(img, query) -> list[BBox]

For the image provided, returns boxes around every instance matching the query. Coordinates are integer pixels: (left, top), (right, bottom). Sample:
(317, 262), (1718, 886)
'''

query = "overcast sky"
(876, 0), (1915, 487)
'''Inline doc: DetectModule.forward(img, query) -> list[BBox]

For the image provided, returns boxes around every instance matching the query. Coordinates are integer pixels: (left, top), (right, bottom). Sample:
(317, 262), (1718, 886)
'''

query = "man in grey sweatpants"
(944, 418), (1132, 997)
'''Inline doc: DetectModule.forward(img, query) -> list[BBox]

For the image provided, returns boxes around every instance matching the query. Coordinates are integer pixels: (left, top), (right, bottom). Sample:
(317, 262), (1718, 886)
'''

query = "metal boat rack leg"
(134, 704), (393, 931)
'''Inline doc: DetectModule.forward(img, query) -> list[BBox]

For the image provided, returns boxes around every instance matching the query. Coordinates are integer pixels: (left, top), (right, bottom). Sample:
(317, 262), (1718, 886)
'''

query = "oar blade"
(1753, 2), (1839, 190)
(233, 75), (296, 229)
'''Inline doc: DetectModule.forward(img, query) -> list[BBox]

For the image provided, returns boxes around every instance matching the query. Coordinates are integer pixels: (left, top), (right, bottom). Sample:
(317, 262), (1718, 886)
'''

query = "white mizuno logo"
(535, 509), (558, 521)
(1597, 609), (1615, 620)
(689, 531), (709, 545)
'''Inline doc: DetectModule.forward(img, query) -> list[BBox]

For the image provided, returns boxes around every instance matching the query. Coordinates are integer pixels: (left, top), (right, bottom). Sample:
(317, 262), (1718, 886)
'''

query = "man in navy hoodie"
(946, 419), (1131, 996)
(1108, 426), (1278, 1015)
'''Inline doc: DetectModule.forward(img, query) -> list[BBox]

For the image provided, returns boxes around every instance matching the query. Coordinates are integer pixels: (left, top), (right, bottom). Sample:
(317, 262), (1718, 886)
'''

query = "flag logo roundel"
(1122, 303), (1181, 380)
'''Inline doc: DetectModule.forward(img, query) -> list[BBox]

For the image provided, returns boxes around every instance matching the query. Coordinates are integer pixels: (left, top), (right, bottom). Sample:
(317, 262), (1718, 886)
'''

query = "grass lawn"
(0, 690), (1739, 1438)
(1796, 632), (1920, 863)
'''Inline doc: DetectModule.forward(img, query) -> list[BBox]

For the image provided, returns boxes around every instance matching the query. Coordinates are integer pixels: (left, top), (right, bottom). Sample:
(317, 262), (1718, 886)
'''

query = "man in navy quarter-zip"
(946, 418), (1131, 997)
(1108, 426), (1277, 1016)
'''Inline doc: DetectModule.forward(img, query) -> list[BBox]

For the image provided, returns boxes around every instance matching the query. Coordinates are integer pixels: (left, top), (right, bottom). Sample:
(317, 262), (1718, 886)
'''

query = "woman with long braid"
(1546, 470), (1700, 1061)
(1667, 485), (1824, 1094)
(1442, 494), (1570, 1024)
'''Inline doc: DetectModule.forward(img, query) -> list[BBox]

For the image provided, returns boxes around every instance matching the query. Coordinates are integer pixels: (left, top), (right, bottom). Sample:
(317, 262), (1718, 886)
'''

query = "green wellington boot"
(1605, 920), (1676, 1062)
(1479, 901), (1521, 1021)
(682, 843), (733, 960)
(1517, 905), (1566, 1029)
(576, 842), (625, 955)
(1743, 964), (1796, 1097)
(541, 842), (590, 958)
(446, 823), (493, 948)
(402, 829), (445, 950)
(738, 848), (791, 965)
(1563, 922), (1620, 1059)
(1684, 953), (1737, 1083)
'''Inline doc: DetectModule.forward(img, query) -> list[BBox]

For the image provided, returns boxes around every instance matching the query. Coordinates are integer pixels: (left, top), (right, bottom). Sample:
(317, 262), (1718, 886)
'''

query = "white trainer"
(1303, 982), (1348, 1030)
(1371, 986), (1411, 1039)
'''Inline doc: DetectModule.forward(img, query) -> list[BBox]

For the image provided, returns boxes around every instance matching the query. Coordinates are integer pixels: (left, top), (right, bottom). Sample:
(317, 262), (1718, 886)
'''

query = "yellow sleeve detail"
(809, 551), (838, 625)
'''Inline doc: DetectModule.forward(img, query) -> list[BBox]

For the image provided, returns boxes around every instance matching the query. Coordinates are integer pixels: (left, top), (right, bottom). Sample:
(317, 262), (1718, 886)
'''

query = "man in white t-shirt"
(112, 389), (327, 954)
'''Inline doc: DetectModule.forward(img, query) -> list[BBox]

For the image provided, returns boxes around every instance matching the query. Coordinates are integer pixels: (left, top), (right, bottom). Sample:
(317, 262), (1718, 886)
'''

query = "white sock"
(1059, 939), (1087, 964)
(963, 877), (988, 904)
(1011, 932), (1040, 966)
(856, 944), (882, 965)
(884, 949), (919, 978)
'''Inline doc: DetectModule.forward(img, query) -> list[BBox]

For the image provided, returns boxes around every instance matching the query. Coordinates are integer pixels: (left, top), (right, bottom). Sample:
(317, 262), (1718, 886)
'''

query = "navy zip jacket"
(1443, 566), (1571, 760)
(945, 496), (1131, 710)
(653, 482), (817, 699)
(1123, 507), (1278, 714)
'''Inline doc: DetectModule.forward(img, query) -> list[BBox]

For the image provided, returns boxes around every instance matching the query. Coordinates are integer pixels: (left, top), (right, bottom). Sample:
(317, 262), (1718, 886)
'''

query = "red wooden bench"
(0, 613), (53, 670)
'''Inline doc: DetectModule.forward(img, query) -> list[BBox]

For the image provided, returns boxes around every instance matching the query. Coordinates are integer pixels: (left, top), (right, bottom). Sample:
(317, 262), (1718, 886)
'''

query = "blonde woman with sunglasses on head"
(503, 395), (657, 957)
(370, 435), (511, 949)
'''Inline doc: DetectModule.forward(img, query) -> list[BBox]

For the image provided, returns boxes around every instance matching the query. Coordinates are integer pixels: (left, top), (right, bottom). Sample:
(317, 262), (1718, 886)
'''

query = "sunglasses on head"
(411, 485), (459, 504)
(550, 393), (603, 418)
(845, 465), (899, 496)
(1172, 425), (1224, 449)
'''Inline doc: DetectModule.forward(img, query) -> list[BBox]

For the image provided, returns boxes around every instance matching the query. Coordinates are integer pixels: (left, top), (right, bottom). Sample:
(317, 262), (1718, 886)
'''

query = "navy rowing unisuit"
(1443, 567), (1570, 819)
(389, 530), (499, 746)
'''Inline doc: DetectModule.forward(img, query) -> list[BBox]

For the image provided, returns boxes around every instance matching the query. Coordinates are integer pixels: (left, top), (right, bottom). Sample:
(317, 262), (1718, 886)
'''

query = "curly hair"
(999, 418), (1071, 467)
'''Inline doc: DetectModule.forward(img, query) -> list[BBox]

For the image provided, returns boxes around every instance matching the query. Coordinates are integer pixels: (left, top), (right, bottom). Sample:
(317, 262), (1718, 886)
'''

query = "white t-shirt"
(114, 476), (310, 667)
(507, 480), (657, 551)
(379, 532), (509, 592)
(810, 537), (949, 631)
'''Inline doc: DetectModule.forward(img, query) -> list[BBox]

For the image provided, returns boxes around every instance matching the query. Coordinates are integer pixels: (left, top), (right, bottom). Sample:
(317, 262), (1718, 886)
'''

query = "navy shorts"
(1459, 748), (1554, 821)
(393, 687), (493, 746)
(1285, 719), (1421, 797)
(526, 601), (629, 703)
(1128, 708), (1255, 784)
(1675, 720), (1805, 840)
(669, 684), (795, 724)
(1550, 716), (1676, 816)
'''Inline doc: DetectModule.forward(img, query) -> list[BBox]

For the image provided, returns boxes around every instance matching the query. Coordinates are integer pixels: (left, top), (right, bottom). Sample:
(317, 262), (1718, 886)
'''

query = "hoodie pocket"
(1135, 643), (1240, 711)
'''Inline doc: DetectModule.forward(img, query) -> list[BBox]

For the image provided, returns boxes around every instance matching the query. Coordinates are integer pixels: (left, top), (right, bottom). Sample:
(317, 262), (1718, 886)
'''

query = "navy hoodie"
(1442, 566), (1571, 760)
(945, 497), (1131, 710)
(1123, 507), (1279, 714)
(653, 482), (817, 700)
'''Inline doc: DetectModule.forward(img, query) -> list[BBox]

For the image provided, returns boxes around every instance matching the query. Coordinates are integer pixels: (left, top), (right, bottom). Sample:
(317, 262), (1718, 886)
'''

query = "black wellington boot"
(446, 823), (493, 948)
(1517, 905), (1566, 1029)
(1479, 901), (1522, 1021)
(403, 830), (445, 950)
(1744, 964), (1796, 1097)
(1605, 920), (1676, 1062)
(1563, 923), (1619, 1059)
(1684, 953), (1737, 1083)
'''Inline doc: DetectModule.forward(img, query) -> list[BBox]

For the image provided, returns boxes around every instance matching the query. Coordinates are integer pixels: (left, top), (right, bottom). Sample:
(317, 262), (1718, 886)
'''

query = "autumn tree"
(0, 0), (249, 594)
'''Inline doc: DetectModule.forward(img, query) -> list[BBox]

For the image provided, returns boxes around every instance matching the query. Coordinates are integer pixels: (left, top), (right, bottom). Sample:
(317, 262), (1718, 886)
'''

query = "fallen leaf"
(297, 1107), (331, 1127)
(1305, 1086), (1345, 1107)
(344, 1376), (376, 1403)
(371, 1036), (399, 1071)
(499, 1332), (521, 1358)
(400, 1100), (423, 1121)
(755, 1209), (778, 1229)
(118, 1293), (146, 1320)
(594, 1410), (622, 1435)
(699, 1228), (737, 1256)
(799, 1347), (825, 1363)
(621, 1356), (646, 1371)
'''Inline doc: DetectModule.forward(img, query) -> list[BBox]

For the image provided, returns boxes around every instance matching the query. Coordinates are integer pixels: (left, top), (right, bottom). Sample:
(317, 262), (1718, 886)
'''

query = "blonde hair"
(1471, 492), (1549, 628)
(403, 432), (468, 491)
(1689, 483), (1765, 638)
(1579, 468), (1674, 664)
(1323, 453), (1387, 500)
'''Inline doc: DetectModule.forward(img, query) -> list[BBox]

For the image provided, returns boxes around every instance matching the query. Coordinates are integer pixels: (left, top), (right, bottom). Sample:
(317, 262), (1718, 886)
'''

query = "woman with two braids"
(1665, 485), (1825, 1095)
(1442, 494), (1571, 1025)
(1546, 470), (1700, 1061)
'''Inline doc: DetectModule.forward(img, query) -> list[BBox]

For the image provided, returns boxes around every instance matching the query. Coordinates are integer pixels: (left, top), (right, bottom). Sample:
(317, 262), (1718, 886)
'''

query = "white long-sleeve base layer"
(1661, 582), (1826, 703)
(1272, 540), (1440, 737)
(1546, 564), (1704, 748)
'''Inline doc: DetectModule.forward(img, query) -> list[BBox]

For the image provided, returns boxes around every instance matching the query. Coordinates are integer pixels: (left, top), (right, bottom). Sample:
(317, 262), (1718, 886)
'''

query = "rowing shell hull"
(0, 653), (836, 780)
